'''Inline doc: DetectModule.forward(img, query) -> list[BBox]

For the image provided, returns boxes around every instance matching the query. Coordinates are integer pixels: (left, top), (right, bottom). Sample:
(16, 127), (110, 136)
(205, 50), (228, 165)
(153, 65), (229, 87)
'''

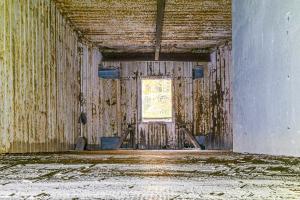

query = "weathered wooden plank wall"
(192, 44), (232, 149)
(84, 61), (196, 149)
(207, 43), (233, 149)
(134, 61), (194, 149)
(83, 44), (232, 150)
(0, 0), (80, 153)
(79, 45), (102, 148)
(0, 0), (232, 152)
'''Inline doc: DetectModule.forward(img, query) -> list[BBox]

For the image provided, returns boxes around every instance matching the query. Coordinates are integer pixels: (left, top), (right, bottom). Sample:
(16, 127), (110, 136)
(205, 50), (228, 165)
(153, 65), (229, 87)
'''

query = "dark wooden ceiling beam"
(101, 52), (211, 62)
(154, 0), (166, 60)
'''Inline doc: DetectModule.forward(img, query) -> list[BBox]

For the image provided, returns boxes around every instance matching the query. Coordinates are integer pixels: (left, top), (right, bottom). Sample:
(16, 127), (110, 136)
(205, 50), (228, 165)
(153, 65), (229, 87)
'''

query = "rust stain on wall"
(0, 0), (232, 153)
(0, 0), (81, 153)
(193, 43), (232, 149)
(82, 48), (232, 150)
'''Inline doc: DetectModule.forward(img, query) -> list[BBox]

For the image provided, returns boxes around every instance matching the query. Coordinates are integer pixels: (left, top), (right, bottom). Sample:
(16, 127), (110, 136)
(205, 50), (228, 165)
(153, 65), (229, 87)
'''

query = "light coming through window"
(142, 79), (172, 122)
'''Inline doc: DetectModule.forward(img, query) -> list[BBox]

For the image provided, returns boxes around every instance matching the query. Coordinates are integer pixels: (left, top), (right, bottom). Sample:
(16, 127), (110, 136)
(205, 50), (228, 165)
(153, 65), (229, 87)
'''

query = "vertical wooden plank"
(32, 0), (37, 152)
(91, 47), (100, 145)
(74, 36), (80, 148)
(11, 0), (19, 152)
(44, 0), (50, 152)
(20, 0), (26, 153)
(18, 0), (25, 152)
(64, 20), (69, 149)
(38, 0), (46, 152)
(86, 45), (91, 143)
(27, 0), (32, 152)
(61, 15), (66, 150)
(6, 0), (14, 152)
(55, 5), (61, 151)
(82, 45), (88, 139)
(116, 62), (122, 138)
(0, 0), (6, 153)
(49, 0), (56, 152)
(61, 15), (66, 151)
(153, 61), (160, 75)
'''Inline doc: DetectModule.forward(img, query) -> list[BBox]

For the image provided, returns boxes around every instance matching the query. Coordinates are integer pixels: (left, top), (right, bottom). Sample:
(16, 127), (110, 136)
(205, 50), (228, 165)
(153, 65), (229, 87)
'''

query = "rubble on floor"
(0, 150), (299, 199)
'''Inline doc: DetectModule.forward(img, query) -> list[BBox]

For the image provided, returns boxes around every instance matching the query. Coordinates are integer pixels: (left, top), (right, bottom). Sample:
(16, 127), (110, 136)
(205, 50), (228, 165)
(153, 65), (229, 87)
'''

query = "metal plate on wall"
(193, 67), (204, 79)
(98, 68), (120, 79)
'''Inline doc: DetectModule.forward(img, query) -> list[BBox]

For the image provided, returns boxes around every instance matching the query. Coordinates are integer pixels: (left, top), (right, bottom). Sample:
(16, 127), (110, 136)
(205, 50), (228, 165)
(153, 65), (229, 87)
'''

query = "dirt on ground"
(0, 150), (300, 199)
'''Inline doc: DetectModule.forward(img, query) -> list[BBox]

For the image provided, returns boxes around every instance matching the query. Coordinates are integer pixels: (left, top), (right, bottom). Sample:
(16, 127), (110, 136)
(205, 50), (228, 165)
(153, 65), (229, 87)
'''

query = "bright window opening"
(142, 79), (172, 122)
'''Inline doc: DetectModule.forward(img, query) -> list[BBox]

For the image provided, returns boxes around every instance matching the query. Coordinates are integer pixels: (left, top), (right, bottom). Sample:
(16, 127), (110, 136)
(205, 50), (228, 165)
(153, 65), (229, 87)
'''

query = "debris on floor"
(0, 151), (299, 199)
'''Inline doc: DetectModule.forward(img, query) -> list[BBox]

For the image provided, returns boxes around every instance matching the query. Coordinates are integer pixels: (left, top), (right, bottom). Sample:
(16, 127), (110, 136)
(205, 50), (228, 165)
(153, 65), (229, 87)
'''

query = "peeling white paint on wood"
(82, 47), (232, 149)
(0, 0), (80, 153)
(0, 0), (232, 152)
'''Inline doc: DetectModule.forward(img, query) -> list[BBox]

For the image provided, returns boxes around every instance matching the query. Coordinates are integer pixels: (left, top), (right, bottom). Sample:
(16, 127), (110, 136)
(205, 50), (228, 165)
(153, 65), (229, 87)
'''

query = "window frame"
(141, 77), (173, 123)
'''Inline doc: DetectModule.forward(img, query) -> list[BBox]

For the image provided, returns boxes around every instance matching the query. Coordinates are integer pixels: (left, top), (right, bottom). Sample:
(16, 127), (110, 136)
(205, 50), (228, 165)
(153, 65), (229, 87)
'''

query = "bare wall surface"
(0, 0), (80, 153)
(233, 0), (300, 156)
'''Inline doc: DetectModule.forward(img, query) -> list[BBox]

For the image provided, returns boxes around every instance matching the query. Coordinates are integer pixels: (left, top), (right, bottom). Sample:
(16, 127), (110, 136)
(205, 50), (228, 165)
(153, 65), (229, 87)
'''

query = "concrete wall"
(0, 0), (81, 153)
(233, 0), (300, 156)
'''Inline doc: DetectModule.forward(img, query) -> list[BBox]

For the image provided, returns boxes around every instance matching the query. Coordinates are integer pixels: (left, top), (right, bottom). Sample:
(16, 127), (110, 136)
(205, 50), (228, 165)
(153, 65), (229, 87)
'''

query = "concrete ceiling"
(54, 0), (231, 53)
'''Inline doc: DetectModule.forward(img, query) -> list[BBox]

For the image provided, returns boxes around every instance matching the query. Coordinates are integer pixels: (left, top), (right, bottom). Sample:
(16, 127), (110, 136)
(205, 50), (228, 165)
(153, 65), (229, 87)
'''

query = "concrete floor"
(0, 150), (300, 199)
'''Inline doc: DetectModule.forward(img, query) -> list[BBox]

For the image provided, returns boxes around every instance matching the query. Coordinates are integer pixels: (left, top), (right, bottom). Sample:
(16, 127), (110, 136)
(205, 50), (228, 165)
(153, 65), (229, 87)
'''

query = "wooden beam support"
(179, 127), (201, 149)
(154, 0), (166, 60)
(117, 126), (134, 149)
(117, 131), (130, 149)
(102, 52), (211, 62)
